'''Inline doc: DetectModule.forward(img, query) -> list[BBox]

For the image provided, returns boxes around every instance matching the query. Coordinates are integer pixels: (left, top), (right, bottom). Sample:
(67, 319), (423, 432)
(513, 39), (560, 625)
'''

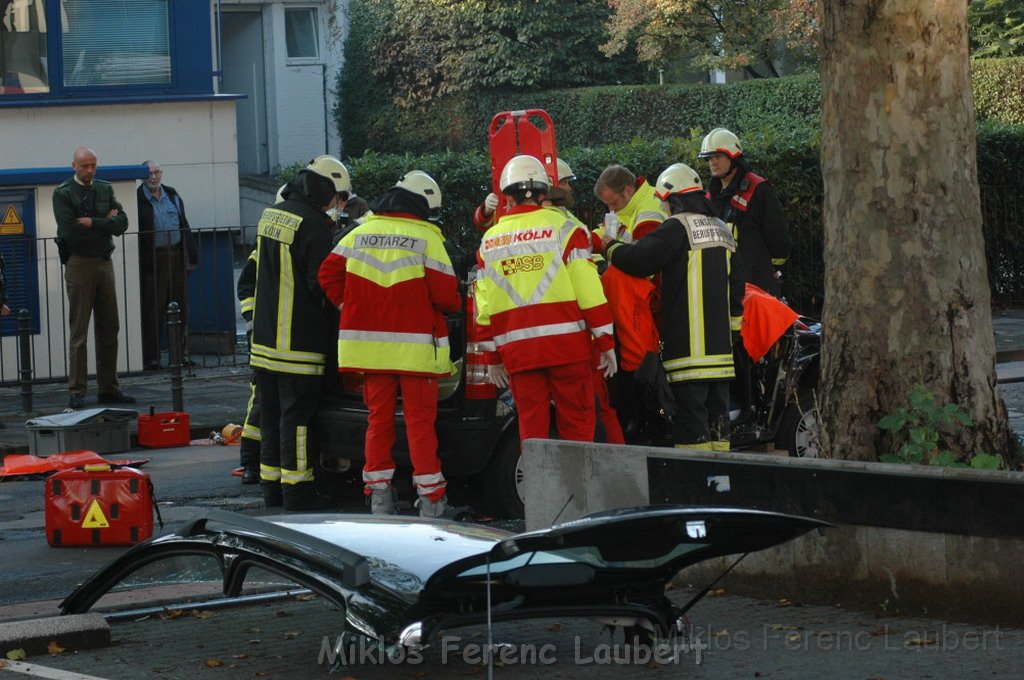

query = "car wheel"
(479, 434), (525, 519)
(776, 390), (821, 458)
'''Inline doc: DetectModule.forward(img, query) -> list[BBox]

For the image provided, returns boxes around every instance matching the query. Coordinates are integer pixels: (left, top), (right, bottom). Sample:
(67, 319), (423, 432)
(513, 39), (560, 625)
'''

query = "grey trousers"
(65, 255), (120, 395)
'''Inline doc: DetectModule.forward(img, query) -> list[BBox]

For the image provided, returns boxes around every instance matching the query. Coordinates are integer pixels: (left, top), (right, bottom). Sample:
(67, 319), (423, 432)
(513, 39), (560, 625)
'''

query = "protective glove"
(483, 192), (499, 216)
(597, 348), (618, 379)
(486, 363), (510, 389)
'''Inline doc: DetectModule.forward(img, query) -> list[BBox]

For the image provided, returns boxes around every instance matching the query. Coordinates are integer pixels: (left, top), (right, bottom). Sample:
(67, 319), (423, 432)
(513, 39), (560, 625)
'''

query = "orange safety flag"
(0, 451), (149, 478)
(601, 265), (659, 372)
(741, 283), (799, 362)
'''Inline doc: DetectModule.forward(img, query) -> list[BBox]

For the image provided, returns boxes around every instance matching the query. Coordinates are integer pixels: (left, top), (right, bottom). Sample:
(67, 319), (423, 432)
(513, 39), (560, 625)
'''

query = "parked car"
(60, 507), (827, 658)
(315, 274), (526, 518)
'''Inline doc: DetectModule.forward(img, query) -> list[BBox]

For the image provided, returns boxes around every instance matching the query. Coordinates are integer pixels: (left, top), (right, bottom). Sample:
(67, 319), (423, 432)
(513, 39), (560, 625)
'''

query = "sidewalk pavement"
(0, 365), (254, 455)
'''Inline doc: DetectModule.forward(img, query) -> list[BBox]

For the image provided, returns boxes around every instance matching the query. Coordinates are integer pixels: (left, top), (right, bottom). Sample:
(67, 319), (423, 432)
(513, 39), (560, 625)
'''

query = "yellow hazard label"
(1, 205), (24, 235)
(82, 500), (110, 529)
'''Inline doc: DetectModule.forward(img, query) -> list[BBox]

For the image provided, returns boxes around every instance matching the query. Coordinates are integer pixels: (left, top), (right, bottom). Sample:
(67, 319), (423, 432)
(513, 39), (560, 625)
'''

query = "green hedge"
(341, 58), (1024, 155)
(973, 58), (1024, 125)
(333, 123), (1024, 312)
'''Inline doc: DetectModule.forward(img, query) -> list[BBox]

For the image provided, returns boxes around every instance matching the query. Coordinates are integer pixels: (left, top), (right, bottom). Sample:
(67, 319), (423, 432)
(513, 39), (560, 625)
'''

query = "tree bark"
(819, 0), (1013, 463)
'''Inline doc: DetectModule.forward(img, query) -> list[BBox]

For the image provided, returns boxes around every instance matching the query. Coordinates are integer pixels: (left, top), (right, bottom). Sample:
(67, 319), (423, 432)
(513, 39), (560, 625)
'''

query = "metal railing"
(0, 226), (258, 387)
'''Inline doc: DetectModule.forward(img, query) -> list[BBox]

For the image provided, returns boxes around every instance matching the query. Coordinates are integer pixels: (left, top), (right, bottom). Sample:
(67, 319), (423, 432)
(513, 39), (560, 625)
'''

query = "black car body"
(61, 507), (826, 652)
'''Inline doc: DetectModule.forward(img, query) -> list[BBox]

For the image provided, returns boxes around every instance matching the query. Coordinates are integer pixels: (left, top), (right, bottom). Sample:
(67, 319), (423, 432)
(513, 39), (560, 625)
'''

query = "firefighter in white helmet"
(603, 162), (742, 450)
(318, 170), (462, 518)
(699, 128), (790, 298)
(473, 156), (578, 232)
(475, 155), (616, 445)
(249, 155), (348, 510)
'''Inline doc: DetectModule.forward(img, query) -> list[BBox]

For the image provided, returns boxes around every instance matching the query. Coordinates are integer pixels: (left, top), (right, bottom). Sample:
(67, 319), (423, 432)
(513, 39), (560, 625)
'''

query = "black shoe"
(283, 485), (337, 512)
(241, 468), (259, 485)
(98, 391), (137, 404)
(69, 393), (85, 409)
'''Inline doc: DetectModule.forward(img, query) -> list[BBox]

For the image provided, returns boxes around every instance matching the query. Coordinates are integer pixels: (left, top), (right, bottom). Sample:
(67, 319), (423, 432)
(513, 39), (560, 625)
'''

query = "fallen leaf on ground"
(5, 649), (26, 661)
(777, 598), (798, 607)
(868, 627), (890, 637)
(295, 593), (317, 601)
(0, 660), (8, 669)
(231, 653), (249, 659)
(159, 609), (185, 620)
(204, 658), (224, 667)
(243, 627), (261, 634)
(548, 623), (562, 632)
(905, 637), (938, 646)
(710, 588), (727, 597)
(47, 641), (66, 654)
(283, 631), (301, 639)
(769, 625), (802, 631)
(191, 610), (217, 619)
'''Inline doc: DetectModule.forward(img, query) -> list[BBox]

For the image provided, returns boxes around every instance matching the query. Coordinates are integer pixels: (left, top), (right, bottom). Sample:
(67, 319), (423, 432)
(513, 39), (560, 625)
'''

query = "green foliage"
(972, 57), (1024, 125)
(369, 0), (639, 109)
(877, 384), (1000, 469)
(969, 0), (1024, 58)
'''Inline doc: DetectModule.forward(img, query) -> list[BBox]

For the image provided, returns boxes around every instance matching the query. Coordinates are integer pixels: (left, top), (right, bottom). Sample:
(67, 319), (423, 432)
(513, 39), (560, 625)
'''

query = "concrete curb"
(0, 613), (110, 657)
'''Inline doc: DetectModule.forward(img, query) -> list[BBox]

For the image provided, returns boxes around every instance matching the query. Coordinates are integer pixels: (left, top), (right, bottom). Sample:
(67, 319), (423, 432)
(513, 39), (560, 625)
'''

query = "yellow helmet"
(395, 170), (442, 210)
(556, 158), (576, 183)
(654, 163), (703, 200)
(698, 128), (743, 159)
(307, 155), (352, 193)
(500, 155), (549, 194)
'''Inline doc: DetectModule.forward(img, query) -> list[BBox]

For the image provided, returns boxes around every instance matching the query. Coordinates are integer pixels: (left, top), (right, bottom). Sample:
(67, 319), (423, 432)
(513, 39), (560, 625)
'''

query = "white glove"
(486, 363), (510, 389)
(597, 348), (618, 379)
(483, 192), (499, 216)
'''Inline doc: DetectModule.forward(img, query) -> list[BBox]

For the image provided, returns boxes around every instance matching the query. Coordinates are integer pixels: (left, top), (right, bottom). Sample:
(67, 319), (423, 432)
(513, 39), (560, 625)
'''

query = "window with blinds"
(62, 0), (171, 87)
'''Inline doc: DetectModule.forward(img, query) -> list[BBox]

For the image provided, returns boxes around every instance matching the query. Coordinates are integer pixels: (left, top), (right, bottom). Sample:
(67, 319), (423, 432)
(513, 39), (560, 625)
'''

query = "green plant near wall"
(877, 384), (1002, 469)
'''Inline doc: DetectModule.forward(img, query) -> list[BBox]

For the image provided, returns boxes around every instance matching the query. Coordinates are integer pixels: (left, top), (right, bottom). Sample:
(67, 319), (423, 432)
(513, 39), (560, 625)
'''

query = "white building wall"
(0, 100), (239, 382)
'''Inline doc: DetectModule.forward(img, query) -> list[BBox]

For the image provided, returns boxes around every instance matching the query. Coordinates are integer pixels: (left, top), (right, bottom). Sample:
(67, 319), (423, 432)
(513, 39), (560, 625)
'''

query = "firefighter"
(475, 155), (616, 444)
(318, 171), (462, 518)
(699, 127), (790, 297)
(250, 156), (346, 510)
(603, 163), (742, 450)
(473, 158), (576, 232)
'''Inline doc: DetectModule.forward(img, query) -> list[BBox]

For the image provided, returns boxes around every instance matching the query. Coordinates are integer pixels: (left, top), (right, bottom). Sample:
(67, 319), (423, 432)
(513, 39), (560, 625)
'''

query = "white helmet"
(654, 163), (703, 200)
(500, 155), (549, 195)
(698, 128), (743, 159)
(274, 184), (287, 203)
(556, 158), (576, 183)
(396, 170), (442, 210)
(307, 155), (352, 193)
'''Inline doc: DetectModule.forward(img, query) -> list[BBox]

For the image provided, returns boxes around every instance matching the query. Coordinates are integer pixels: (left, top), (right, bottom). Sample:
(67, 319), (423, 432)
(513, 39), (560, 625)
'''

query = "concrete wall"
(522, 440), (1024, 624)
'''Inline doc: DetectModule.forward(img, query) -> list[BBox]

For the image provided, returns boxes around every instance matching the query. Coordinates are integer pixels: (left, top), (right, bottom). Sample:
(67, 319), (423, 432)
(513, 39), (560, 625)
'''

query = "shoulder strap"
(729, 172), (766, 212)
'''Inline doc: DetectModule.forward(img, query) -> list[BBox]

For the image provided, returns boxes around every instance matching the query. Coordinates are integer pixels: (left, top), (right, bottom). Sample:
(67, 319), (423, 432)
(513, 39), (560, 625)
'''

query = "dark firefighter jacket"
(249, 191), (336, 376)
(707, 169), (790, 297)
(606, 210), (741, 383)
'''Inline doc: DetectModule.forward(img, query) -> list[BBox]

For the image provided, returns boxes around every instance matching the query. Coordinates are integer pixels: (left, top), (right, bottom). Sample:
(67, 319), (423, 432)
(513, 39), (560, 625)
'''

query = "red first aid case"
(45, 464), (156, 547)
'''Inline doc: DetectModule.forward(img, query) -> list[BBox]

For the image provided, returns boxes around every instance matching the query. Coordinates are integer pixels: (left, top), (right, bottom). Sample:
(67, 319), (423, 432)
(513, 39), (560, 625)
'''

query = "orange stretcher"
(488, 109), (559, 220)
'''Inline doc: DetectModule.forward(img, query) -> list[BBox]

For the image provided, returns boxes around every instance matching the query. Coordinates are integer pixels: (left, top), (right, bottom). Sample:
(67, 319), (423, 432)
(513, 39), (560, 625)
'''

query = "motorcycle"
(626, 315), (822, 457)
(729, 316), (822, 457)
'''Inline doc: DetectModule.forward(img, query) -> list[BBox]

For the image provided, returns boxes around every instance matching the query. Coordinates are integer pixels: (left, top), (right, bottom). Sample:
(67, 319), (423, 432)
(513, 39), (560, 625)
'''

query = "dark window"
(284, 7), (317, 59)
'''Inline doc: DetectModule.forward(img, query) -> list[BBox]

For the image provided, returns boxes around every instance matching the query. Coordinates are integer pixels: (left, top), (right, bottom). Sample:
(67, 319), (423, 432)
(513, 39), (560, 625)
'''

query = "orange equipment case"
(487, 109), (559, 221)
(45, 464), (157, 547)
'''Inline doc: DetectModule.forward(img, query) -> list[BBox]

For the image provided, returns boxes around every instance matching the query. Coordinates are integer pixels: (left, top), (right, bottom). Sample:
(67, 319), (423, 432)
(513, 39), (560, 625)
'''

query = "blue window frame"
(0, 0), (212, 101)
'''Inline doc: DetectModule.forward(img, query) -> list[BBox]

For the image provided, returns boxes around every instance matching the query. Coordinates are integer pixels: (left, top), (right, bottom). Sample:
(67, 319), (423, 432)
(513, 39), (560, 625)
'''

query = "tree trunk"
(819, 0), (1014, 463)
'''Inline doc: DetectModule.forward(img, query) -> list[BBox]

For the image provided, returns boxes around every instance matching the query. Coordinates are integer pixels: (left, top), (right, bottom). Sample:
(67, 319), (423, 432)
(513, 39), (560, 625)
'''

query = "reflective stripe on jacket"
(250, 200), (335, 376)
(318, 214), (460, 377)
(613, 179), (667, 243)
(474, 205), (613, 374)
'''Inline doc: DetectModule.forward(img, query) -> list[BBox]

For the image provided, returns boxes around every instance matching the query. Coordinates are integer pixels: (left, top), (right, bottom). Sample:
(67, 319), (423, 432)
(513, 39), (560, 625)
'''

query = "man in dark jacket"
(250, 155), (344, 510)
(604, 163), (741, 450)
(53, 147), (134, 409)
(137, 161), (199, 370)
